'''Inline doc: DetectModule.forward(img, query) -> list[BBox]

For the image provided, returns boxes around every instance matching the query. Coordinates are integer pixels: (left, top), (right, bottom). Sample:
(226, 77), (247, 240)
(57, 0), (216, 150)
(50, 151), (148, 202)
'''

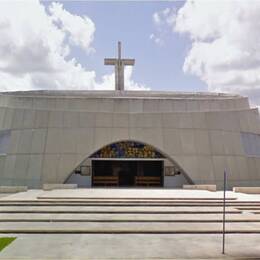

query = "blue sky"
(46, 1), (207, 92)
(1, 1), (259, 105)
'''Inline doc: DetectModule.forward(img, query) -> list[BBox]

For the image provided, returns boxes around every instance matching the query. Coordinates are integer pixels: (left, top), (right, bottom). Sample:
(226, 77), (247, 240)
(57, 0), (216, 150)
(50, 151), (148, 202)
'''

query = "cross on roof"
(104, 41), (135, 91)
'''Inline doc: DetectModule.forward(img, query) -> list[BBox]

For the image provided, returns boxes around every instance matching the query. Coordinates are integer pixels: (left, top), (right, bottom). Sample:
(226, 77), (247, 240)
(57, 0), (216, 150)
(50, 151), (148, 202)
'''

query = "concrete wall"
(0, 90), (259, 189)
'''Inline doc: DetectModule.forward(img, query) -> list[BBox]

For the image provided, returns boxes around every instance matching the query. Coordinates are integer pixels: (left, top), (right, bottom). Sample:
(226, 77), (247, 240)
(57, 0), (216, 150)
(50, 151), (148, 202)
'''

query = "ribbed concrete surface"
(1, 90), (259, 190)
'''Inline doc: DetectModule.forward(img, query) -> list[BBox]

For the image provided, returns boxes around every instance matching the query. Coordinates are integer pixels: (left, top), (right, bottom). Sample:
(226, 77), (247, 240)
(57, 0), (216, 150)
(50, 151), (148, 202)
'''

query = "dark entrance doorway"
(92, 160), (163, 187)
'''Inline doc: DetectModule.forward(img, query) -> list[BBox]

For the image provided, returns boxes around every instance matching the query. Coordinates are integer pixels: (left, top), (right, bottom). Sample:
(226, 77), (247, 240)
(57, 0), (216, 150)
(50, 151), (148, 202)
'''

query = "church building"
(0, 42), (260, 189)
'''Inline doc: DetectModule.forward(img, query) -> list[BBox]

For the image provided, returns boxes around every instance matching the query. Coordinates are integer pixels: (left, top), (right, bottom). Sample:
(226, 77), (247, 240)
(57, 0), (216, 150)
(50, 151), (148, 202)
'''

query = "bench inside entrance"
(92, 175), (161, 187)
(135, 176), (161, 187)
(91, 160), (163, 187)
(92, 176), (119, 186)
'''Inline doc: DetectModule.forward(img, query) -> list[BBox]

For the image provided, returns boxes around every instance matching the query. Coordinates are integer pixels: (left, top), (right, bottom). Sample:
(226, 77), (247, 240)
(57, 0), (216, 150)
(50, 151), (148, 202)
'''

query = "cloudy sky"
(1, 1), (260, 106)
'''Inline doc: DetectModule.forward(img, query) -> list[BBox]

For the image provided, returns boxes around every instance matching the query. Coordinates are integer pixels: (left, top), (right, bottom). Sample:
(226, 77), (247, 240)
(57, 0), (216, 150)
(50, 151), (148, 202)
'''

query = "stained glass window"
(91, 141), (164, 159)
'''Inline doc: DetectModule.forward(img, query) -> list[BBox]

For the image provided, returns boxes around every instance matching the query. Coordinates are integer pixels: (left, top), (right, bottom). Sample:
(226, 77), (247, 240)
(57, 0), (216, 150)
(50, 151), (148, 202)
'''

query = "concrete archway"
(65, 140), (193, 187)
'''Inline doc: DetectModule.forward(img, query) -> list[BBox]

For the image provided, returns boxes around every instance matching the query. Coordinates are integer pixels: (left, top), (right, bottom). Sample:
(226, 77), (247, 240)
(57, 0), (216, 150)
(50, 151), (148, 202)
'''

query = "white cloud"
(49, 2), (95, 53)
(150, 8), (176, 46)
(0, 0), (146, 92)
(173, 0), (260, 105)
(95, 66), (149, 91)
(149, 33), (163, 46)
(124, 67), (148, 91)
(153, 8), (176, 28)
(153, 12), (161, 25)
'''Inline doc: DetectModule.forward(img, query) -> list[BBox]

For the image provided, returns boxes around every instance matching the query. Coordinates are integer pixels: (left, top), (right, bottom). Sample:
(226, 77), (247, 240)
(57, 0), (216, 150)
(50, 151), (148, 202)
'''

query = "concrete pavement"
(1, 233), (260, 259)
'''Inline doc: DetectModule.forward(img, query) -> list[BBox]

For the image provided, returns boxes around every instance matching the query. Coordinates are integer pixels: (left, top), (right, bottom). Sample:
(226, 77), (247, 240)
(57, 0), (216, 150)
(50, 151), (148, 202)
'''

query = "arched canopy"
(65, 140), (194, 186)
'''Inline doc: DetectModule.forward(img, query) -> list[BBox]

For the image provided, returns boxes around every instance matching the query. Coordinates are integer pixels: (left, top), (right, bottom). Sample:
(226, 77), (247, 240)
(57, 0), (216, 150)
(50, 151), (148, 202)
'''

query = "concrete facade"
(0, 90), (259, 188)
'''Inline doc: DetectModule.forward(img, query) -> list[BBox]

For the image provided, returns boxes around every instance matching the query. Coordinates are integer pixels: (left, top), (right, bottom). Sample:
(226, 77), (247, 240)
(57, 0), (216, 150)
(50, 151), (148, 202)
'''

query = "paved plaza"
(0, 189), (260, 259)
(2, 233), (260, 259)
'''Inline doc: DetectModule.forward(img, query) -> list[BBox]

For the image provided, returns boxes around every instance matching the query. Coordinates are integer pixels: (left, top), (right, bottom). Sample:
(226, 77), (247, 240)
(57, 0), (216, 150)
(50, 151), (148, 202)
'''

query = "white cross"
(104, 41), (135, 91)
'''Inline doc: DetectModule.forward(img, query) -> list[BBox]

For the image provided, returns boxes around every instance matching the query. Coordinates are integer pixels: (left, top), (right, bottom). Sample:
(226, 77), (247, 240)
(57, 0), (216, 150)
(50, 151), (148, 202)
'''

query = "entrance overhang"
(65, 140), (193, 188)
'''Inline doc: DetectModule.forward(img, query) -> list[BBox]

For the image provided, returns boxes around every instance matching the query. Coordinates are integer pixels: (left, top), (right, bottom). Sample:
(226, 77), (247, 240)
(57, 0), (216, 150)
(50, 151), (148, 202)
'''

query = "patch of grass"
(0, 237), (16, 252)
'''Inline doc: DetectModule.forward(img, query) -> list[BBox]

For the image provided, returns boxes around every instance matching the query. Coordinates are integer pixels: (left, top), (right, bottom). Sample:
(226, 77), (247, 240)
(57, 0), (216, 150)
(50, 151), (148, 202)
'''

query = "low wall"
(43, 184), (78, 191)
(233, 187), (260, 194)
(0, 186), (28, 193)
(183, 184), (217, 192)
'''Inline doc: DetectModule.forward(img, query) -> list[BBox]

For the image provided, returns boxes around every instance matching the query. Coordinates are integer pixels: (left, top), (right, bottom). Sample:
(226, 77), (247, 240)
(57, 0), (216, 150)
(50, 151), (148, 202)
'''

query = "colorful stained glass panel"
(91, 141), (164, 158)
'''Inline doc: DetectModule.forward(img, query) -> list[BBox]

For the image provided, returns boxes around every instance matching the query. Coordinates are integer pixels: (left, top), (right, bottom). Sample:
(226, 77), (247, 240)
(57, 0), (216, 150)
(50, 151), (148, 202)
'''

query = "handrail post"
(222, 170), (227, 254)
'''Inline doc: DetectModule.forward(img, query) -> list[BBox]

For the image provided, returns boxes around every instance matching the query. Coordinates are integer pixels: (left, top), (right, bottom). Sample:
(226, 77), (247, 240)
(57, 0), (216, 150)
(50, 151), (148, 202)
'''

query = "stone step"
(0, 217), (259, 223)
(0, 221), (259, 234)
(0, 209), (241, 214)
(0, 202), (255, 207)
(37, 196), (237, 201)
(0, 205), (240, 210)
(0, 200), (260, 207)
(1, 219), (259, 223)
(0, 202), (244, 207)
(0, 213), (250, 221)
(236, 207), (260, 210)
(0, 199), (240, 204)
(0, 205), (241, 213)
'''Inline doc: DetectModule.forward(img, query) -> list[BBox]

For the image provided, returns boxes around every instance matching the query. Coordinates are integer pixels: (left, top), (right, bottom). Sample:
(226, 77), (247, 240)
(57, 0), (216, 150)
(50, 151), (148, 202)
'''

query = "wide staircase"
(1, 190), (260, 234)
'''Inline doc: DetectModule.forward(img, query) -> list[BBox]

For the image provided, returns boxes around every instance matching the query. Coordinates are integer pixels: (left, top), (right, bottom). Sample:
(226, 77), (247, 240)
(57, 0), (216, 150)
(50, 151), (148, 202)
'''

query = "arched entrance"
(66, 140), (191, 188)
(91, 160), (163, 187)
(91, 141), (164, 187)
